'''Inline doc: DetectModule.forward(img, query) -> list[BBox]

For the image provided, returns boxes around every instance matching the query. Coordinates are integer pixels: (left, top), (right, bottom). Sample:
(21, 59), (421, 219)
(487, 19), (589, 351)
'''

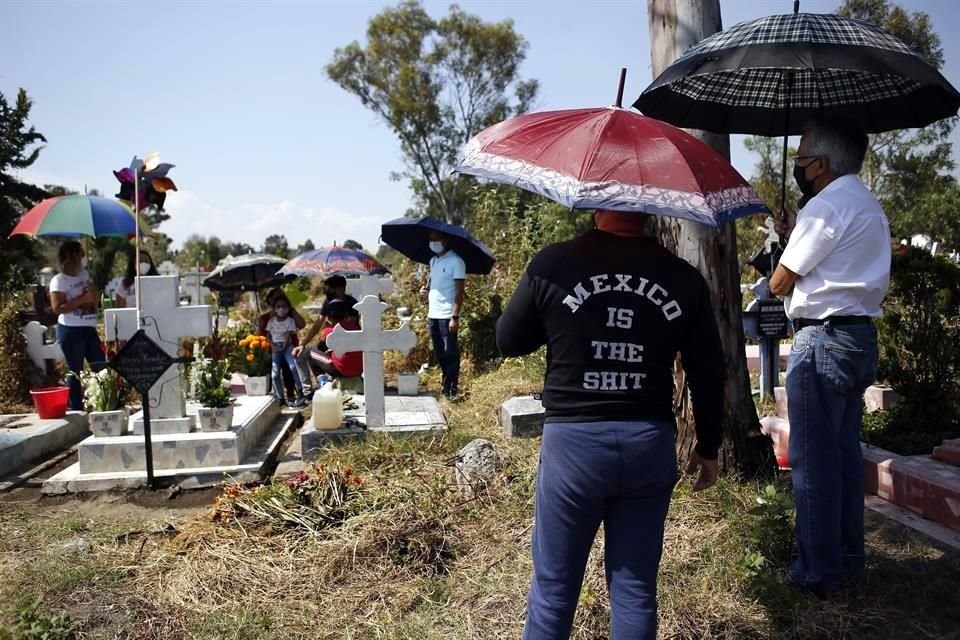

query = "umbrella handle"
(615, 68), (627, 108)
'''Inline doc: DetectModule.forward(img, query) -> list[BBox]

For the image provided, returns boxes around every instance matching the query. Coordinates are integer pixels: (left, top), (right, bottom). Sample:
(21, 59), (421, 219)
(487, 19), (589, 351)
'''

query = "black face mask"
(793, 162), (816, 198)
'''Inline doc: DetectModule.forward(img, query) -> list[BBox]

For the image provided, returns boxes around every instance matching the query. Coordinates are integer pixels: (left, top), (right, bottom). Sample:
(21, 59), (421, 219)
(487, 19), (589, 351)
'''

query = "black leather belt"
(793, 316), (873, 332)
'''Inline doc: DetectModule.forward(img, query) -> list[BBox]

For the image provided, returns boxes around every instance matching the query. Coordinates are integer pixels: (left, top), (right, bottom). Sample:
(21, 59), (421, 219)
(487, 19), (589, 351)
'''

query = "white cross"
(346, 274), (394, 300)
(325, 295), (417, 428)
(23, 321), (64, 369)
(105, 275), (211, 421)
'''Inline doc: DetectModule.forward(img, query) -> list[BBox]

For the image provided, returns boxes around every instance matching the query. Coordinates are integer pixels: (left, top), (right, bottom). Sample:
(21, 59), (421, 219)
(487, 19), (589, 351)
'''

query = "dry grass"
(1, 361), (959, 639)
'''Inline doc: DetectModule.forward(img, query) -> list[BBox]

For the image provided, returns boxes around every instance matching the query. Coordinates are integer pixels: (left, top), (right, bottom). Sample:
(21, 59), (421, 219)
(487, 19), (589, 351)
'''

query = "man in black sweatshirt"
(497, 210), (725, 640)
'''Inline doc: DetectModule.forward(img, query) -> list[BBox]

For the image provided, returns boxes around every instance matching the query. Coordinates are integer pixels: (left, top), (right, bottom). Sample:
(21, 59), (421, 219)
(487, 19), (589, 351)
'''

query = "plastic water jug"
(312, 382), (343, 430)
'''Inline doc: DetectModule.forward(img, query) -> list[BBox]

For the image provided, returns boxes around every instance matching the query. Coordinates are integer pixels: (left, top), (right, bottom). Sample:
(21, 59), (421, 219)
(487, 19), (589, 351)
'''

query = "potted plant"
(191, 355), (234, 431)
(236, 334), (272, 396)
(81, 368), (129, 437)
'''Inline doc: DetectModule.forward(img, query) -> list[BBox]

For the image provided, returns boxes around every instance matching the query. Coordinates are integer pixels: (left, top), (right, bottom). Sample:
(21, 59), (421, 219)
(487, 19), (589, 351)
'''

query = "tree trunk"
(648, 0), (774, 477)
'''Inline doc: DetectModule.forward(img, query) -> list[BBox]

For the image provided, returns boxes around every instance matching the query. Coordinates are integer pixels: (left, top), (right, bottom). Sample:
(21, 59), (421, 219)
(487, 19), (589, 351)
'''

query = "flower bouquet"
(81, 368), (130, 437)
(190, 355), (234, 431)
(236, 334), (272, 395)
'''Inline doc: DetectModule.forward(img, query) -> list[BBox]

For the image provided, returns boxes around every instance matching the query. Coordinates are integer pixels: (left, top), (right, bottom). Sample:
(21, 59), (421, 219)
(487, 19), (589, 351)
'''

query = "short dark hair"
(803, 117), (868, 176)
(325, 275), (346, 289)
(324, 299), (349, 321)
(58, 240), (83, 267)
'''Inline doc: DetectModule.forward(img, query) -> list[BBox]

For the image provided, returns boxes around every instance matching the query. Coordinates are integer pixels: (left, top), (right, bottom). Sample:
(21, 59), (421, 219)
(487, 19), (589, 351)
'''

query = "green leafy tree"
(261, 234), (290, 258)
(176, 235), (225, 270)
(327, 0), (538, 223)
(0, 89), (48, 297)
(342, 239), (363, 251)
(296, 238), (316, 254)
(839, 0), (957, 247)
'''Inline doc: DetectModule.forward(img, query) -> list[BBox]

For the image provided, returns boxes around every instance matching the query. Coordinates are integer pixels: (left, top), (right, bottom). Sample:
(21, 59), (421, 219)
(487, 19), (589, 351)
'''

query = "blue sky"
(2, 0), (958, 254)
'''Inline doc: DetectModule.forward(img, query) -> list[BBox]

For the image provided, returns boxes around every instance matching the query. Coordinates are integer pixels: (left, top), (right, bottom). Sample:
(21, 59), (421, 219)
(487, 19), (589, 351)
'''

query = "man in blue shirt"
(420, 231), (466, 397)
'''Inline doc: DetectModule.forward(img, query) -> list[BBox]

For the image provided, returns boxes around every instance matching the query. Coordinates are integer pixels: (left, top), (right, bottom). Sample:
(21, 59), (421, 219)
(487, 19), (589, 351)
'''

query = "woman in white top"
(115, 250), (159, 308)
(48, 241), (105, 410)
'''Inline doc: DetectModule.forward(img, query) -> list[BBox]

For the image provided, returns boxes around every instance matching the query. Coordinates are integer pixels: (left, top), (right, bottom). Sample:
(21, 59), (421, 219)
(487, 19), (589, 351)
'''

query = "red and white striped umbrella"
(454, 106), (768, 227)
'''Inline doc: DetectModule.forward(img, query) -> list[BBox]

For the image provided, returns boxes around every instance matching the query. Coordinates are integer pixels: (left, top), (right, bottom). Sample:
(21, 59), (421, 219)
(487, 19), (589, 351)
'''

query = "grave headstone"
(157, 261), (179, 277)
(325, 295), (417, 428)
(105, 275), (211, 433)
(23, 321), (64, 369)
(179, 270), (211, 306)
(500, 395), (545, 438)
(346, 274), (394, 300)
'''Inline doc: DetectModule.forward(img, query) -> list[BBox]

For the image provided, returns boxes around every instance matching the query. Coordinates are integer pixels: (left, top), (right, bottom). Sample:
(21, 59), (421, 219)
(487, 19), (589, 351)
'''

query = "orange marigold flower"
(352, 475), (363, 485)
(343, 466), (353, 476)
(246, 354), (255, 362)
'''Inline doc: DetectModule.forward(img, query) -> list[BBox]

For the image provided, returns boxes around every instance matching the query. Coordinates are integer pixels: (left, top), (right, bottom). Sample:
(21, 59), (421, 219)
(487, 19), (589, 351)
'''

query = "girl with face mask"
(264, 295), (307, 407)
(115, 250), (159, 308)
(48, 240), (105, 410)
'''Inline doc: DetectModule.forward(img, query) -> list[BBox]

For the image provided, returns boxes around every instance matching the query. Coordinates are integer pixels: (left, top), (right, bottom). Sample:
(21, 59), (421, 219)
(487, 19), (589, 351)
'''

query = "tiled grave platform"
(761, 385), (960, 532)
(43, 396), (297, 493)
(0, 412), (88, 477)
(301, 395), (446, 459)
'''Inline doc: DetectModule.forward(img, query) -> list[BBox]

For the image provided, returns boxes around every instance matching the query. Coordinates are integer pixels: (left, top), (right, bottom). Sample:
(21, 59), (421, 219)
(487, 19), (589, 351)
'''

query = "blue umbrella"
(381, 217), (496, 275)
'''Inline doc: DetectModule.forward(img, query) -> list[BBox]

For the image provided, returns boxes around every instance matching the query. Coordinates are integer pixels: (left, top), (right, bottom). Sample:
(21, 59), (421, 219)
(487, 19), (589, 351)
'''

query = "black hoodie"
(496, 230), (725, 459)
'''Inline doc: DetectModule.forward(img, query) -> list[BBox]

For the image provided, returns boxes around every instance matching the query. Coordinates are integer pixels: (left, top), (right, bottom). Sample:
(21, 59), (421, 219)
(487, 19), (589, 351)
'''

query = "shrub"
(873, 248), (960, 452)
(0, 298), (34, 412)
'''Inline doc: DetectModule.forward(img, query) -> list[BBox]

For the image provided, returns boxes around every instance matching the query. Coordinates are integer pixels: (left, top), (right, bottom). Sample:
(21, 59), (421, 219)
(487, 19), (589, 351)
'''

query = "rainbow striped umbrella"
(10, 195), (148, 238)
(278, 246), (389, 278)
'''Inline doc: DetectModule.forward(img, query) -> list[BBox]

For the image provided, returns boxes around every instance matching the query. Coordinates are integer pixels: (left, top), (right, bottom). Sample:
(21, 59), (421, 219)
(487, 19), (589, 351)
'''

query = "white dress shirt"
(780, 175), (891, 320)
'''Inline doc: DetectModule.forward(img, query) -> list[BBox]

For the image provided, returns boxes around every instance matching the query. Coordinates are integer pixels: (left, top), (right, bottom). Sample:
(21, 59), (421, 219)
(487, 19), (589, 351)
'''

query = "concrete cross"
(346, 274), (394, 300)
(325, 295), (417, 428)
(105, 275), (211, 433)
(23, 321), (64, 369)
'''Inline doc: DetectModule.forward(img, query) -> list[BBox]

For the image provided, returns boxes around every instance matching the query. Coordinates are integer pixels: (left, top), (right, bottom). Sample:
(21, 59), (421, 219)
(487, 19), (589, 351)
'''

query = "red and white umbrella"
(454, 105), (769, 227)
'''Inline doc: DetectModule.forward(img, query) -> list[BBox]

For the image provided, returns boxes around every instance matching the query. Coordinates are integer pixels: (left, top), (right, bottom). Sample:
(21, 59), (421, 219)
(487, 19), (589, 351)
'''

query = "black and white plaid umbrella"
(634, 12), (960, 136)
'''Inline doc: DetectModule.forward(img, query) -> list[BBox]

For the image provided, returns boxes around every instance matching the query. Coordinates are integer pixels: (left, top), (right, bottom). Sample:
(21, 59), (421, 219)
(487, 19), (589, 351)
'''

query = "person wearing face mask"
(258, 287), (307, 397)
(48, 240), (105, 410)
(114, 250), (159, 308)
(418, 231), (465, 398)
(771, 117), (891, 598)
(265, 293), (307, 408)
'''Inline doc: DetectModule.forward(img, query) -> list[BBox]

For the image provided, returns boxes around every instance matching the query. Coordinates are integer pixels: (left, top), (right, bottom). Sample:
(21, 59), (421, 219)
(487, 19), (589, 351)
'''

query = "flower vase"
(89, 408), (128, 437)
(396, 373), (420, 396)
(197, 406), (235, 432)
(243, 375), (270, 396)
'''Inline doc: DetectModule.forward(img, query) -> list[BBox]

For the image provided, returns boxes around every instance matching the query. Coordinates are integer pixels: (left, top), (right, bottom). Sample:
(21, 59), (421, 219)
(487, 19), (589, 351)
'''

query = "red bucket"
(30, 386), (70, 419)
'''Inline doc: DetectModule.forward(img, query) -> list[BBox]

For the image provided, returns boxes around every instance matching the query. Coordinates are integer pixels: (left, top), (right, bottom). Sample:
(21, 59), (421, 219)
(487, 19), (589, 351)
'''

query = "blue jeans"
(786, 323), (877, 593)
(56, 324), (105, 410)
(271, 346), (303, 401)
(428, 318), (459, 396)
(524, 421), (677, 640)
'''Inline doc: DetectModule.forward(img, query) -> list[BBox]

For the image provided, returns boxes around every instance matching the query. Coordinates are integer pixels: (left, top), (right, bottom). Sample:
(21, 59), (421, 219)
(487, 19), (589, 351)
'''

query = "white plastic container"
(312, 383), (343, 430)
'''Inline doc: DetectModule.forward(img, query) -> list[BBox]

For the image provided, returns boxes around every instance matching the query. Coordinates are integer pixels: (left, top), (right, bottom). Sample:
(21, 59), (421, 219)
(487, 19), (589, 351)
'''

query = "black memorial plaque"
(108, 329), (174, 394)
(757, 300), (790, 339)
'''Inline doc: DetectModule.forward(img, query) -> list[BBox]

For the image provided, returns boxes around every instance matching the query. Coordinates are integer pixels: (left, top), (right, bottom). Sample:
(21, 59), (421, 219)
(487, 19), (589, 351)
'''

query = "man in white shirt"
(771, 118), (890, 598)
(419, 231), (465, 397)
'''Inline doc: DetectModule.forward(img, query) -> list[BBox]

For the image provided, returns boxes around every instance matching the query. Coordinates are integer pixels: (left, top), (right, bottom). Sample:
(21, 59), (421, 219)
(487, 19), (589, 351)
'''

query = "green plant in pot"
(81, 367), (130, 437)
(190, 355), (235, 432)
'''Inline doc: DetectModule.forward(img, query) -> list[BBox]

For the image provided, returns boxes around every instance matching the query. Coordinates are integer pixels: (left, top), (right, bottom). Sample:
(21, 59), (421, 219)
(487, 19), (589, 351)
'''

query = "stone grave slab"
(745, 343), (790, 373)
(0, 412), (88, 478)
(501, 396), (545, 438)
(863, 443), (960, 532)
(933, 439), (960, 467)
(43, 395), (293, 493)
(301, 395), (446, 459)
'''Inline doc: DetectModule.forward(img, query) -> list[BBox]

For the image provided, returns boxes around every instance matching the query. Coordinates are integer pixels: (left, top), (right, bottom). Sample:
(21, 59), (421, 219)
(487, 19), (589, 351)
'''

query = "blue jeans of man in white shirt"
(786, 322), (877, 595)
